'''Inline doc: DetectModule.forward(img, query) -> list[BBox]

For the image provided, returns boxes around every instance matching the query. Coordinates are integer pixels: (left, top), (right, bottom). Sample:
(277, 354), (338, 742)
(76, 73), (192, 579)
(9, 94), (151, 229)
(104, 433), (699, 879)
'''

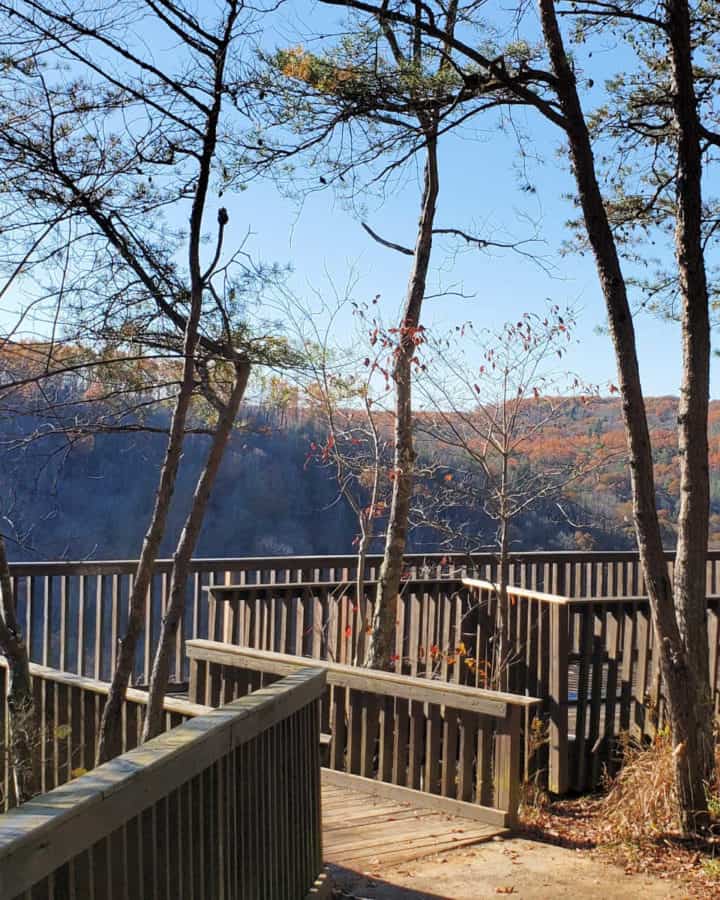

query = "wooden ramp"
(321, 772), (505, 871)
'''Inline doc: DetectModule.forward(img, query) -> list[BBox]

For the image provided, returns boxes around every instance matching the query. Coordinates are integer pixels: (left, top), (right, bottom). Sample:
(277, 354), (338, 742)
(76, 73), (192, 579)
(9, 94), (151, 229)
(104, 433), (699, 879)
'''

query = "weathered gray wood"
(0, 667), (327, 898)
(321, 768), (509, 828)
(548, 603), (569, 794)
(424, 703), (441, 795)
(493, 706), (522, 822)
(12, 550), (720, 800)
(186, 640), (539, 716)
(463, 577), (572, 605)
(188, 640), (537, 822)
(573, 605), (594, 791)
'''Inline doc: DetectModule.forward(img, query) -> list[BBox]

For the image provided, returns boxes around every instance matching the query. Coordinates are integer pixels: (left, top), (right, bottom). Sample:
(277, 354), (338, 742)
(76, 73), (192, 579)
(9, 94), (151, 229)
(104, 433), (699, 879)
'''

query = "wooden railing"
(463, 579), (720, 793)
(0, 660), (209, 811)
(186, 639), (539, 826)
(0, 667), (326, 900)
(9, 549), (701, 685)
(10, 550), (720, 797)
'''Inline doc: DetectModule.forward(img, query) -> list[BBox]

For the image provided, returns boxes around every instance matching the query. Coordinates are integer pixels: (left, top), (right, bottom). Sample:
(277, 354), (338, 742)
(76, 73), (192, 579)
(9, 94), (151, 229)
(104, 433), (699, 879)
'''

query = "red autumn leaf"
(344, 625), (352, 639)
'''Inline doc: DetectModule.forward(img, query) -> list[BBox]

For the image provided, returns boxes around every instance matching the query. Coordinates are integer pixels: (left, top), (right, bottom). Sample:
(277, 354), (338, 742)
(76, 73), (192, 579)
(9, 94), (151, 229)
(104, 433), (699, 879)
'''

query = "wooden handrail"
(462, 579), (720, 608)
(186, 640), (540, 716)
(462, 577), (572, 605)
(0, 658), (210, 719)
(0, 667), (326, 897)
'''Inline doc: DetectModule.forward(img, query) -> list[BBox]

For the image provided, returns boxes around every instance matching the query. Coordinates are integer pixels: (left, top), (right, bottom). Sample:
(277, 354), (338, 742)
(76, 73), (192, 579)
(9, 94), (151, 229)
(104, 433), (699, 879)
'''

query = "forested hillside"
(4, 393), (718, 560)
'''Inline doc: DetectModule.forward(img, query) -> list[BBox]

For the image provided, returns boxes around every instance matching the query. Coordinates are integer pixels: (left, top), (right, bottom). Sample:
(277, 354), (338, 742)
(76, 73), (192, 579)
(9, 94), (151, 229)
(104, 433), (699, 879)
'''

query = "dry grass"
(519, 729), (720, 897)
(600, 729), (681, 840)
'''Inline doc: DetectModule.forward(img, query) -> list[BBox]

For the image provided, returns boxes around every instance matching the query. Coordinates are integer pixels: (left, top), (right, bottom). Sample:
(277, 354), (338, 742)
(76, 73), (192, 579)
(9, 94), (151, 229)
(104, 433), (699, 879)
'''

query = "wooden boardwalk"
(321, 773), (505, 871)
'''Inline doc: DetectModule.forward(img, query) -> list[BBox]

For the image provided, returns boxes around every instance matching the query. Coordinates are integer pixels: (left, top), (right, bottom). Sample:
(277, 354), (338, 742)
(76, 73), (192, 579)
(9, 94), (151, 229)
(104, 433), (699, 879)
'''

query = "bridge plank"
(321, 775), (503, 870)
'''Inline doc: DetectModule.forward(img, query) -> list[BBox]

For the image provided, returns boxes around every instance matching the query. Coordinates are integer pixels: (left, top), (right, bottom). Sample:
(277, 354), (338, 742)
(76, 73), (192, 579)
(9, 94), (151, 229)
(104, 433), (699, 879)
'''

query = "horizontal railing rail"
(187, 639), (539, 826)
(0, 667), (326, 900)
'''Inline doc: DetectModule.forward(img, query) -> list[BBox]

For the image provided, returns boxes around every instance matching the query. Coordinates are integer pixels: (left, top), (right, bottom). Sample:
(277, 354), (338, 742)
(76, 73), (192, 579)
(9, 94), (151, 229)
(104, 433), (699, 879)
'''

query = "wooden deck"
(321, 773), (505, 871)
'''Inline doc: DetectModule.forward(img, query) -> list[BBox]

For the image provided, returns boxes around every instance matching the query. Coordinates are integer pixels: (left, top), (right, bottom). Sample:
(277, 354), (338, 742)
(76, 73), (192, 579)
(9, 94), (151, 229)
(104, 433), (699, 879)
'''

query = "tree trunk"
(96, 305), (202, 763)
(538, 0), (710, 832)
(0, 535), (36, 803)
(96, 23), (234, 763)
(494, 509), (511, 691)
(367, 133), (439, 669)
(666, 0), (714, 785)
(142, 360), (250, 741)
(353, 521), (372, 666)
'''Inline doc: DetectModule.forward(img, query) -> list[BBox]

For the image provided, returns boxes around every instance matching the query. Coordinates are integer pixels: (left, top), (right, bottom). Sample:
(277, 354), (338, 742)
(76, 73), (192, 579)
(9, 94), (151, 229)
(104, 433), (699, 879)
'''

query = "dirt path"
(329, 833), (695, 899)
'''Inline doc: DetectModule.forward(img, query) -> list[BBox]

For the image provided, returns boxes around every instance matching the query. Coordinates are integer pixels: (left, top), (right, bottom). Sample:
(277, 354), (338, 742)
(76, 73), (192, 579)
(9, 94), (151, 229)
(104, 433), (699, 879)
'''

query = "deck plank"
(321, 772), (505, 871)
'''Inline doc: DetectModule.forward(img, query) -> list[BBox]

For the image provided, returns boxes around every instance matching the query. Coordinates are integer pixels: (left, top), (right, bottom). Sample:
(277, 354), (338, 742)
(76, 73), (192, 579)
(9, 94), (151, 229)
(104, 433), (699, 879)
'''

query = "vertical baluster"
(476, 714), (493, 808)
(407, 591), (421, 677)
(424, 702), (441, 794)
(407, 699), (424, 789)
(360, 691), (378, 779)
(573, 604), (594, 791)
(59, 575), (68, 673)
(709, 606), (720, 716)
(329, 684), (347, 772)
(634, 604), (651, 738)
(391, 696), (409, 785)
(456, 711), (473, 802)
(619, 602), (636, 732)
(548, 602), (569, 795)
(42, 575), (51, 668)
(441, 707), (458, 799)
(94, 575), (103, 682)
(601, 607), (621, 781)
(378, 694), (394, 783)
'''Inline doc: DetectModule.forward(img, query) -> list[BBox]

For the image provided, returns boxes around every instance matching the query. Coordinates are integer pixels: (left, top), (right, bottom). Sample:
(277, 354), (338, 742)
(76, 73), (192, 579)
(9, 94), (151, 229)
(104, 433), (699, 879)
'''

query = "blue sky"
(1, 0), (705, 399)
(235, 109), (687, 399)
(229, 0), (698, 399)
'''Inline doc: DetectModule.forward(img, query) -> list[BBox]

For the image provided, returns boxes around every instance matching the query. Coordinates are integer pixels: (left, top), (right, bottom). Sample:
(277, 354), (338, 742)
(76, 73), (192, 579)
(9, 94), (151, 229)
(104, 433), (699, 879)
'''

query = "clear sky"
(1, 0), (709, 400)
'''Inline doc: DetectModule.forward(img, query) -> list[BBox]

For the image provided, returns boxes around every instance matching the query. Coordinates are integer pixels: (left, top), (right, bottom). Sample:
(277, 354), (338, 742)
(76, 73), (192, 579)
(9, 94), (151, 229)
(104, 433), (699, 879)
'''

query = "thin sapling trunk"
(368, 135), (439, 669)
(142, 360), (250, 740)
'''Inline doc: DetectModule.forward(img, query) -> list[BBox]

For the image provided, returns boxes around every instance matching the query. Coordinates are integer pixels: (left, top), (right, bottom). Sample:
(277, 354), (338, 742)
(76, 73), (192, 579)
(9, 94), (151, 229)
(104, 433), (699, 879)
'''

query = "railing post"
(188, 657), (207, 705)
(493, 705), (521, 823)
(548, 602), (569, 794)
